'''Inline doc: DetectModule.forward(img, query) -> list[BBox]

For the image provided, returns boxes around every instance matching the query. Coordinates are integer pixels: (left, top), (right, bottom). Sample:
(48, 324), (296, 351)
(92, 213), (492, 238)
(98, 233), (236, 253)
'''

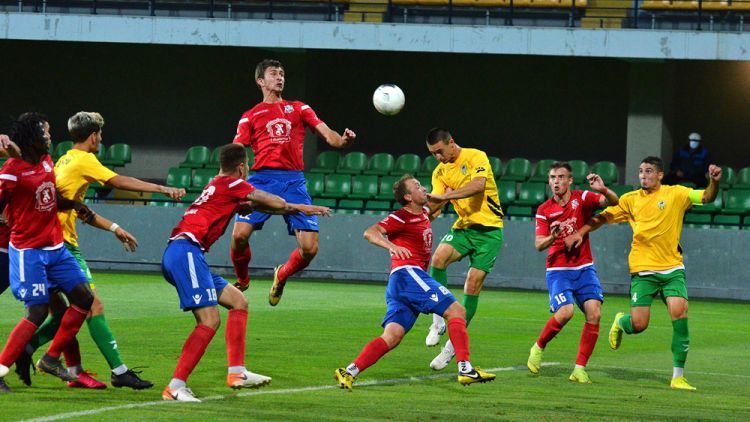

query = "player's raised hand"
(297, 204), (332, 216)
(164, 187), (186, 201)
(708, 164), (722, 182)
(388, 245), (412, 260)
(0, 134), (20, 157)
(114, 227), (139, 252)
(426, 193), (448, 203)
(341, 128), (356, 147)
(564, 232), (583, 251)
(550, 221), (562, 238)
(587, 173), (606, 193)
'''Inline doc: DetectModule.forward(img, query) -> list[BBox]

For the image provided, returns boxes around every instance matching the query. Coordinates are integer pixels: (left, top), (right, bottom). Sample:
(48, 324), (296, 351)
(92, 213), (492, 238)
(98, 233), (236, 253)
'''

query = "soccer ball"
(372, 84), (405, 116)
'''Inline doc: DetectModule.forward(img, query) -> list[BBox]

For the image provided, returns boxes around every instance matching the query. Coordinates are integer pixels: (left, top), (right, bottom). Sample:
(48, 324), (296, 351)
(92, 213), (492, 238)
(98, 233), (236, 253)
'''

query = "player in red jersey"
(161, 144), (330, 402)
(230, 58), (356, 306)
(527, 162), (619, 383)
(333, 175), (496, 390)
(0, 114), (96, 391)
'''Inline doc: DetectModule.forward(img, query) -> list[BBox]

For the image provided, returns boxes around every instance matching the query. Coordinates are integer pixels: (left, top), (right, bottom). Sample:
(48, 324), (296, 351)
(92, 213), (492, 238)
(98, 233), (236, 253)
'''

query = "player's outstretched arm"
(107, 175), (186, 200)
(702, 164), (722, 204)
(587, 173), (619, 206)
(427, 178), (485, 203)
(245, 189), (331, 216)
(363, 223), (412, 260)
(564, 215), (607, 251)
(0, 134), (20, 158)
(314, 123), (356, 148)
(83, 213), (138, 252)
(535, 221), (562, 251)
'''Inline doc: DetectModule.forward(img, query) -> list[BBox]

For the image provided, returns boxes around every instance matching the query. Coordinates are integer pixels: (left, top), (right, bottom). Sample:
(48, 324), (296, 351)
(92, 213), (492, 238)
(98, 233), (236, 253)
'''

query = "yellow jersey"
(431, 148), (503, 230)
(55, 148), (118, 247)
(600, 184), (703, 273)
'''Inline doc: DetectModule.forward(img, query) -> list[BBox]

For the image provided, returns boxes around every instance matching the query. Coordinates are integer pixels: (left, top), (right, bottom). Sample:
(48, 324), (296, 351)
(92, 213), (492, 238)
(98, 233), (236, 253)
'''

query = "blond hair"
(68, 111), (104, 142)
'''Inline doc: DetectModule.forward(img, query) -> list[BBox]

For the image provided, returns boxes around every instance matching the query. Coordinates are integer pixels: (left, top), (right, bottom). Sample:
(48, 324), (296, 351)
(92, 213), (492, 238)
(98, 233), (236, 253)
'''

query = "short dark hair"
(254, 59), (283, 80)
(393, 174), (415, 206)
(220, 143), (248, 172)
(641, 156), (664, 172)
(425, 128), (452, 146)
(549, 161), (572, 174)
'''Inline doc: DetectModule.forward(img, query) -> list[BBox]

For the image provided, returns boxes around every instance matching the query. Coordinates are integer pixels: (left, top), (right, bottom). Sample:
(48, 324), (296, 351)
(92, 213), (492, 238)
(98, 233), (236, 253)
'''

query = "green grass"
(1, 272), (749, 421)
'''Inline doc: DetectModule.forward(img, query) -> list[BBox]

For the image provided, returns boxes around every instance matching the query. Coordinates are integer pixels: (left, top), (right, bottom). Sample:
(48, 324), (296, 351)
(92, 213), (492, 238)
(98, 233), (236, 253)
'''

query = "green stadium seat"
(721, 189), (750, 215)
(101, 143), (132, 167)
(206, 147), (222, 169)
(421, 181), (432, 194)
(53, 141), (74, 162)
(506, 205), (533, 220)
(166, 167), (192, 189)
(364, 153), (395, 176)
(375, 175), (400, 201)
(338, 199), (364, 213)
(610, 184), (636, 198)
(569, 160), (589, 182)
(178, 192), (199, 207)
(733, 167), (750, 189)
(684, 213), (711, 225)
(365, 200), (392, 214)
(591, 161), (618, 185)
(514, 182), (546, 206)
(179, 146), (211, 169)
(743, 216), (750, 229)
(678, 181), (697, 188)
(313, 198), (337, 208)
(529, 159), (557, 183)
(320, 174), (351, 198)
(497, 180), (517, 207)
(191, 168), (217, 192)
(149, 192), (175, 207)
(719, 165), (734, 188)
(392, 154), (421, 176)
(500, 158), (531, 182)
(488, 156), (502, 177)
(691, 191), (722, 214)
(417, 156), (439, 178)
(349, 175), (379, 199)
(310, 151), (341, 174)
(305, 173), (325, 197)
(712, 214), (741, 229)
(95, 144), (106, 162)
(337, 152), (368, 174)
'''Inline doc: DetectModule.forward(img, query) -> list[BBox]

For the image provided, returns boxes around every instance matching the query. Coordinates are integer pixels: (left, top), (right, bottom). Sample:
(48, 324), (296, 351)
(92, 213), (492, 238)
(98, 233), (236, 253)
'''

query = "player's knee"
(443, 303), (466, 320)
(90, 296), (105, 315)
(69, 284), (94, 310)
(556, 307), (575, 324)
(631, 319), (648, 333)
(300, 244), (318, 260)
(381, 333), (402, 349)
(233, 294), (249, 311)
(200, 314), (221, 331)
(25, 305), (50, 326)
(231, 232), (249, 249)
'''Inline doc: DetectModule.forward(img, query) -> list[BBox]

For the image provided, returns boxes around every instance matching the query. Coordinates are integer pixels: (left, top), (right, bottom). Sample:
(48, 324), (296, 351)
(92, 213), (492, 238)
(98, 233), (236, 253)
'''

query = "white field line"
(18, 363), (559, 422)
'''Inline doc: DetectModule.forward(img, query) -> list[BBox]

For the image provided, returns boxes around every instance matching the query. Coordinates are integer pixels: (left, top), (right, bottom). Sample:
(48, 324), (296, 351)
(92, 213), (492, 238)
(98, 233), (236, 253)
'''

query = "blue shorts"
(162, 239), (229, 311)
(8, 244), (88, 307)
(382, 267), (456, 332)
(0, 251), (8, 296)
(235, 169), (318, 235)
(546, 265), (604, 313)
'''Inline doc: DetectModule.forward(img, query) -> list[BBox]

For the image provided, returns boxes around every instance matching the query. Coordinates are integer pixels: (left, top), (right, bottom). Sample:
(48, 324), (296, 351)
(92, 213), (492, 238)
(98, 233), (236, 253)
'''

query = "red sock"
(352, 337), (390, 373)
(47, 305), (88, 359)
(536, 316), (564, 349)
(277, 249), (310, 284)
(0, 318), (38, 367)
(63, 337), (82, 368)
(231, 246), (252, 284)
(447, 317), (470, 362)
(226, 309), (247, 368)
(173, 324), (216, 382)
(575, 323), (600, 367)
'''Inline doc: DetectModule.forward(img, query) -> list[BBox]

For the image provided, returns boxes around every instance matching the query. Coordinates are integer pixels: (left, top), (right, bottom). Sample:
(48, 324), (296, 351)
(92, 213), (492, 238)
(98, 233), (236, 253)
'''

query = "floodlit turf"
(0, 272), (748, 421)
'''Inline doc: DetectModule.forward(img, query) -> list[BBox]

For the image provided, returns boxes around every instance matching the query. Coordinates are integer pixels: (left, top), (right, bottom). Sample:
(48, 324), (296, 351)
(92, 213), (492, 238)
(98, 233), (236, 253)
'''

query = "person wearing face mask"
(666, 132), (712, 187)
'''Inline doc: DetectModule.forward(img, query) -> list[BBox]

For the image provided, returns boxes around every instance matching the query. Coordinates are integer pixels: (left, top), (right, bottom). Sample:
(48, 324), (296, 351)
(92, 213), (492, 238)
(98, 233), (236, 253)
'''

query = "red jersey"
(170, 175), (255, 252)
(233, 100), (324, 171)
(377, 207), (433, 271)
(535, 190), (602, 270)
(0, 156), (64, 249)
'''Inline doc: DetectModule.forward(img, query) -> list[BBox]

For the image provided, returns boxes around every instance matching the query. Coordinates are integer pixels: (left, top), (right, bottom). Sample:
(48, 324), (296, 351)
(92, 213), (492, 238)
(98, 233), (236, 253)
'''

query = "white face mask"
(689, 140), (700, 149)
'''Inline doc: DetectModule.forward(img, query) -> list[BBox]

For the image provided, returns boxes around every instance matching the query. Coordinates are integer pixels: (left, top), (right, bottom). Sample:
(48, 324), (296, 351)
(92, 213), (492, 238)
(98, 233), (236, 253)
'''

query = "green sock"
(429, 266), (448, 288)
(27, 311), (64, 351)
(618, 314), (635, 334)
(87, 315), (125, 370)
(671, 318), (690, 368)
(462, 294), (480, 326)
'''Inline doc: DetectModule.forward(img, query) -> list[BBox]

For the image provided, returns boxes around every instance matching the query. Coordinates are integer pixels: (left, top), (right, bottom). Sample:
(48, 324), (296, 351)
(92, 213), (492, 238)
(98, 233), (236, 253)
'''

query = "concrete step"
(580, 16), (624, 27)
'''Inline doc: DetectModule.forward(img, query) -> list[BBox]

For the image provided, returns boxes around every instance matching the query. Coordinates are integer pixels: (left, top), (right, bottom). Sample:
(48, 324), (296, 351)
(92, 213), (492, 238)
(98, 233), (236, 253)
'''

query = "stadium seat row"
(641, 0), (750, 11)
(178, 145), (255, 170)
(51, 141), (132, 168)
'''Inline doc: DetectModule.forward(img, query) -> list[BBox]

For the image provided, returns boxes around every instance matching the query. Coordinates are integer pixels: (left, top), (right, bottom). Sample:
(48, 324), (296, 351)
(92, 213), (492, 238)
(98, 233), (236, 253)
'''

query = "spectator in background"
(667, 132), (711, 187)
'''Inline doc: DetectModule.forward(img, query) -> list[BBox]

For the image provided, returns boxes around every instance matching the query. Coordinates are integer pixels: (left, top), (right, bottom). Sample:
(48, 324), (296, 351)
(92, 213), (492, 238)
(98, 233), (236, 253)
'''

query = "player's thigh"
(284, 180), (319, 234)
(581, 299), (602, 324)
(661, 270), (689, 302)
(382, 299), (419, 333)
(546, 270), (576, 313)
(464, 267), (488, 295)
(466, 227), (504, 274)
(381, 322), (407, 348)
(217, 277), (247, 310)
(64, 243), (93, 284)
(666, 296), (688, 319)
(629, 274), (662, 307)
(46, 247), (89, 293)
(432, 231), (466, 268)
(572, 266), (604, 311)
(162, 240), (221, 310)
(295, 230), (319, 253)
(392, 267), (456, 317)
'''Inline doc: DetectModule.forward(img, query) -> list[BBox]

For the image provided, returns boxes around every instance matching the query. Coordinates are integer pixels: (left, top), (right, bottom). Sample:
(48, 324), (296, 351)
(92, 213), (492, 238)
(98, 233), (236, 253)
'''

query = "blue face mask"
(689, 140), (700, 149)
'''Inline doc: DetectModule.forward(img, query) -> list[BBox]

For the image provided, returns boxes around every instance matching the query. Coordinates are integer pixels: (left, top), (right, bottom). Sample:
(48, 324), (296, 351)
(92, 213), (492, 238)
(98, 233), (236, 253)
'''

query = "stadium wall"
(79, 204), (750, 301)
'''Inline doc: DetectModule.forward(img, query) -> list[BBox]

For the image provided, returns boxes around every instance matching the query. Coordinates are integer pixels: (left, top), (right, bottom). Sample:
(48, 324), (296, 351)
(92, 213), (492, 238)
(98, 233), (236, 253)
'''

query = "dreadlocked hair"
(10, 113), (46, 156)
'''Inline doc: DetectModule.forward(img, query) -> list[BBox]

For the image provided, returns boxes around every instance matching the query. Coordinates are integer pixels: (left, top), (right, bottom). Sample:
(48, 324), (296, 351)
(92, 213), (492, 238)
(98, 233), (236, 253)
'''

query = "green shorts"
(438, 226), (504, 273)
(629, 269), (688, 307)
(65, 242), (94, 285)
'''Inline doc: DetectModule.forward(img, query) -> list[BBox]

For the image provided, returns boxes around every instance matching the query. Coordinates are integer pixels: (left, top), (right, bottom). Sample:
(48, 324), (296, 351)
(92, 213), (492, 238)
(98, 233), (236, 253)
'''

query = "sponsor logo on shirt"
(252, 109), (269, 117)
(35, 181), (56, 212)
(21, 170), (36, 177)
(558, 217), (578, 237)
(549, 211), (563, 217)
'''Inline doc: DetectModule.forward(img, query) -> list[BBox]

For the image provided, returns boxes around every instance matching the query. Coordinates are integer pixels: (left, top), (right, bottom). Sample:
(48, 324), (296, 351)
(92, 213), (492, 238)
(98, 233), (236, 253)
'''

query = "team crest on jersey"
(571, 199), (579, 209)
(460, 164), (468, 175)
(658, 200), (666, 210)
(42, 161), (52, 173)
(284, 105), (294, 113)
(35, 181), (56, 212)
(265, 118), (292, 142)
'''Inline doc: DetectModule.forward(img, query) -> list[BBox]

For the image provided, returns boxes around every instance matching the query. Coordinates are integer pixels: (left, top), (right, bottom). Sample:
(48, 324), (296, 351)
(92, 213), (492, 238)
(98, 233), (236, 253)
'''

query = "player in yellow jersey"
(19, 112), (185, 390)
(422, 128), (504, 370)
(565, 156), (721, 391)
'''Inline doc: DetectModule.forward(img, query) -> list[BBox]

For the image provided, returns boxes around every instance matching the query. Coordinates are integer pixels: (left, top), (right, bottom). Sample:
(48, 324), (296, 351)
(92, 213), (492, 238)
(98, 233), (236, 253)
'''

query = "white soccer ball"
(372, 84), (405, 116)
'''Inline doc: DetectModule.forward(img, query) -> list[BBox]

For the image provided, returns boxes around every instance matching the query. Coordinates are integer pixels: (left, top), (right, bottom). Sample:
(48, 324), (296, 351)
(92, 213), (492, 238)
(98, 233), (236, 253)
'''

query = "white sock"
(346, 363), (360, 377)
(228, 366), (246, 374)
(458, 361), (473, 373)
(112, 364), (128, 376)
(69, 365), (83, 376)
(169, 378), (186, 390)
(433, 313), (445, 327)
(575, 364), (585, 369)
(673, 367), (684, 379)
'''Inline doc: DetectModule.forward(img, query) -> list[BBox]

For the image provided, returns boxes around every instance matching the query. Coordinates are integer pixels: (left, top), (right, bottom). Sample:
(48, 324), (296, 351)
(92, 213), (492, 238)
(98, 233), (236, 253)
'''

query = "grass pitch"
(0, 272), (748, 421)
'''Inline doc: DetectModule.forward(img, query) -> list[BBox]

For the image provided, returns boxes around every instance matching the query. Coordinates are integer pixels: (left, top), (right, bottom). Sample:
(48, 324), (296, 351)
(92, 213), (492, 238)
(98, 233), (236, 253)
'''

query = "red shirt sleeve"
(378, 213), (404, 236)
(299, 103), (324, 129)
(0, 165), (18, 202)
(233, 113), (252, 146)
(232, 180), (256, 200)
(582, 190), (603, 211)
(535, 205), (549, 236)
